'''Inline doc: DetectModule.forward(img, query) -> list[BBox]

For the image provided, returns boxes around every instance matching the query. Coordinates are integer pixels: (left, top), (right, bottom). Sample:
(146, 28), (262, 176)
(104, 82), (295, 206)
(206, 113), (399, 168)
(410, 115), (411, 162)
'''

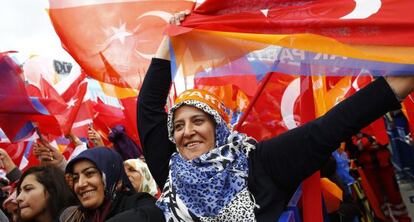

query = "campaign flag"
(48, 0), (195, 93)
(167, 0), (414, 80)
(187, 0), (414, 45)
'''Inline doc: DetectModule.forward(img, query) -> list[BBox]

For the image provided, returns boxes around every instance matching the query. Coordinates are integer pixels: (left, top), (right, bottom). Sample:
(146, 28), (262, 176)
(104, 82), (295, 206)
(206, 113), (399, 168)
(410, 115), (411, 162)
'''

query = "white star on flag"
(260, 9), (269, 17)
(66, 98), (78, 108)
(103, 22), (133, 45)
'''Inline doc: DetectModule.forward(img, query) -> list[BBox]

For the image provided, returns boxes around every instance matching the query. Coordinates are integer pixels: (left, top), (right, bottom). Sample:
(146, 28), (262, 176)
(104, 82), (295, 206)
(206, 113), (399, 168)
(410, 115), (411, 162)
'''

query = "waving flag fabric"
(402, 93), (414, 138)
(187, 0), (414, 46)
(0, 54), (57, 142)
(48, 0), (195, 93)
(168, 0), (414, 80)
(238, 72), (301, 140)
(169, 30), (414, 79)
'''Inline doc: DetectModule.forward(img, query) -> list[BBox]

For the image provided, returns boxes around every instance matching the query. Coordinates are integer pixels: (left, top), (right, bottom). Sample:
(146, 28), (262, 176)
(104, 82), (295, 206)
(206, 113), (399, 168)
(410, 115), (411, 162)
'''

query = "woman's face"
(72, 160), (105, 209)
(16, 175), (49, 221)
(124, 164), (142, 192)
(173, 105), (216, 160)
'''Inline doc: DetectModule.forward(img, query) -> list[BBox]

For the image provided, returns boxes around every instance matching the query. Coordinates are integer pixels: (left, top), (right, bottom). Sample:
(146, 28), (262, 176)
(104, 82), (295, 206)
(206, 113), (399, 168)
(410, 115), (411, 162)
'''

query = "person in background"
(3, 191), (18, 222)
(352, 133), (410, 222)
(108, 125), (142, 160)
(124, 158), (159, 197)
(16, 166), (78, 222)
(60, 147), (164, 222)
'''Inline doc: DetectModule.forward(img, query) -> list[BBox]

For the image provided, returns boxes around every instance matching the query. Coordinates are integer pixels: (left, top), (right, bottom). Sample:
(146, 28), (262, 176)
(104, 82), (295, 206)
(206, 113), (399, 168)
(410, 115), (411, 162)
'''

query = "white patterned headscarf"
(159, 89), (258, 221)
(124, 158), (158, 197)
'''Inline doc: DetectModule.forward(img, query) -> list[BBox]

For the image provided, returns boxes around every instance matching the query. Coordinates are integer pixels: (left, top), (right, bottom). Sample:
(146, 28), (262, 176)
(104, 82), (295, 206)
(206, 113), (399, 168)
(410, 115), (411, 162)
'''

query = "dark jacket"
(62, 148), (164, 222)
(60, 191), (164, 222)
(137, 58), (401, 221)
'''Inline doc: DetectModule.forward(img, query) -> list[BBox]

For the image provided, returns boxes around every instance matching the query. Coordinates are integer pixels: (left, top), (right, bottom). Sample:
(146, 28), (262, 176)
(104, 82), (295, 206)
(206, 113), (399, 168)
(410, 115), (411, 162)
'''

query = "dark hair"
(16, 166), (78, 221)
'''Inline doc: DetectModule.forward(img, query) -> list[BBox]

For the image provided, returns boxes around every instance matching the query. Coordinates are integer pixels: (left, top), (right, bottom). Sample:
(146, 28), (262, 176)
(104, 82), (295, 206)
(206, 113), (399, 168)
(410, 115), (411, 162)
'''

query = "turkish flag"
(60, 72), (87, 101)
(0, 142), (27, 166)
(120, 96), (140, 146)
(238, 72), (301, 141)
(49, 0), (194, 90)
(71, 100), (95, 138)
(188, 0), (414, 46)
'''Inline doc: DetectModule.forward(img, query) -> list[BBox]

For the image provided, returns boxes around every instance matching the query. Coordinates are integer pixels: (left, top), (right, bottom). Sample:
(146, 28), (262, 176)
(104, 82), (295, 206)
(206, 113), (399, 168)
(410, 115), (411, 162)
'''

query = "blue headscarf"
(66, 147), (134, 199)
(159, 97), (257, 221)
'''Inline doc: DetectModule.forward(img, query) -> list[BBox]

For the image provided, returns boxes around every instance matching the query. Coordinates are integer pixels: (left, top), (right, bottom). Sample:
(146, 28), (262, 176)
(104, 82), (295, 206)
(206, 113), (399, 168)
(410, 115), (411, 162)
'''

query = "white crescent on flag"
(340, 0), (382, 19)
(134, 10), (173, 59)
(137, 10), (173, 23)
(281, 77), (300, 130)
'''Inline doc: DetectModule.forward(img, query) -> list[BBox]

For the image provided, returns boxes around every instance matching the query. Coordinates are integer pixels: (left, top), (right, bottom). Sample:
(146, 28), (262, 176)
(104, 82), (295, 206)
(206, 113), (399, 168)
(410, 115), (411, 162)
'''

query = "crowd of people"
(0, 11), (413, 222)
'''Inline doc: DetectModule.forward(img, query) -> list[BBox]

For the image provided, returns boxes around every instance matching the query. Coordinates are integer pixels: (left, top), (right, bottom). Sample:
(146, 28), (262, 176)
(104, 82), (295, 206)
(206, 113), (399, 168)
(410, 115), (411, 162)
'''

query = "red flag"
(187, 0), (414, 46)
(49, 0), (194, 89)
(71, 100), (95, 138)
(120, 96), (140, 146)
(60, 72), (87, 101)
(402, 93), (414, 139)
(59, 82), (88, 135)
(238, 73), (301, 140)
(0, 54), (55, 142)
(0, 142), (27, 166)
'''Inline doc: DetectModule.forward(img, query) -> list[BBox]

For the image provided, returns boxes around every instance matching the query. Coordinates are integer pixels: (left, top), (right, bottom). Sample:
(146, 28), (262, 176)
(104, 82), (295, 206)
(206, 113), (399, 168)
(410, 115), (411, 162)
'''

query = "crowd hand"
(33, 140), (64, 166)
(0, 148), (16, 173)
(170, 9), (190, 25)
(88, 126), (104, 147)
(155, 10), (191, 60)
(66, 132), (83, 147)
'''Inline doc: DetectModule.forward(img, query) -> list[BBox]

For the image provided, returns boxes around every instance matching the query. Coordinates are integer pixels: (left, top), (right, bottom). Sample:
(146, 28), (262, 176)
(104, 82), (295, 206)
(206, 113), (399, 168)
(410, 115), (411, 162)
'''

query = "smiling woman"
(61, 147), (164, 222)
(137, 13), (414, 220)
(16, 166), (77, 222)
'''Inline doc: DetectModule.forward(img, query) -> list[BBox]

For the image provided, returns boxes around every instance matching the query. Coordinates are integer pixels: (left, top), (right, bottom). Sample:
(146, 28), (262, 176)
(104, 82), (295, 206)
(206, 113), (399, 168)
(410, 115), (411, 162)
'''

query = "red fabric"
(0, 142), (26, 166)
(71, 100), (95, 138)
(120, 96), (141, 146)
(0, 55), (56, 141)
(360, 118), (388, 145)
(238, 73), (301, 140)
(195, 75), (259, 97)
(186, 0), (414, 46)
(61, 72), (87, 101)
(60, 82), (88, 135)
(357, 167), (386, 220)
(37, 78), (88, 136)
(49, 0), (194, 89)
(299, 76), (323, 222)
(403, 92), (414, 137)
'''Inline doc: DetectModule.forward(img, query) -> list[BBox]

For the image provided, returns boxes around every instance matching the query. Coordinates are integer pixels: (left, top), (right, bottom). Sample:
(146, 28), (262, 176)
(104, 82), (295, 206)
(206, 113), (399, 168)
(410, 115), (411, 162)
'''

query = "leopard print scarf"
(157, 132), (258, 221)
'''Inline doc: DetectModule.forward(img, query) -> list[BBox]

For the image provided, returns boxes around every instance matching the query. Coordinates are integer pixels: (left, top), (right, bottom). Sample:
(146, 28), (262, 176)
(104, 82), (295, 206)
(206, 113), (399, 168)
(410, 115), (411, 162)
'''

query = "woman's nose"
(183, 123), (195, 137)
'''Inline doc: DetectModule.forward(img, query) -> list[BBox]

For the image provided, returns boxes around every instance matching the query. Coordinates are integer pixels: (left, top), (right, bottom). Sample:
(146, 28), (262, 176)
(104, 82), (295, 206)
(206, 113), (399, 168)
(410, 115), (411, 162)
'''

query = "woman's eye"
(174, 124), (183, 131)
(23, 187), (32, 192)
(72, 176), (79, 182)
(194, 119), (204, 125)
(85, 171), (96, 177)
